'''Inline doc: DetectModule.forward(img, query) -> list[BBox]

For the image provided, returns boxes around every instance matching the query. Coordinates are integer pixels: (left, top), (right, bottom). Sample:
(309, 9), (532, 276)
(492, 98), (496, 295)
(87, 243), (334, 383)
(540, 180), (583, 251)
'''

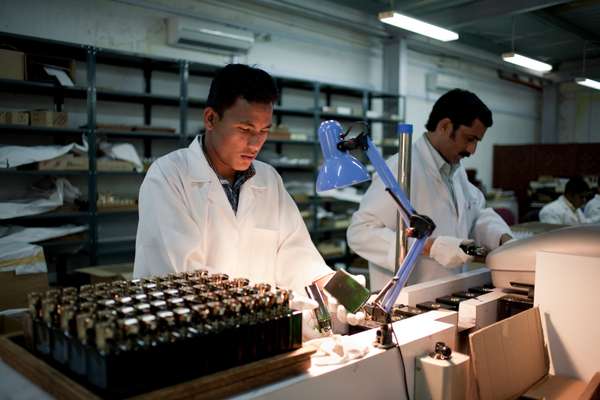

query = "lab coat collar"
(416, 136), (444, 182)
(559, 195), (578, 212)
(187, 136), (267, 190)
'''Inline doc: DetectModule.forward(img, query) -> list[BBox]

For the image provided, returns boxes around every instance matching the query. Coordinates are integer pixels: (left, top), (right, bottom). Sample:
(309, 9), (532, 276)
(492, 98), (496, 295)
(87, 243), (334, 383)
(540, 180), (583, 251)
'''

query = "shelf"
(311, 226), (349, 235)
(273, 106), (314, 117)
(97, 171), (146, 176)
(265, 138), (316, 145)
(96, 236), (136, 256)
(2, 210), (89, 222)
(367, 117), (403, 124)
(0, 32), (405, 281)
(97, 129), (191, 140)
(273, 165), (315, 172)
(0, 169), (88, 176)
(97, 208), (138, 217)
(188, 97), (207, 108)
(0, 79), (193, 108)
(96, 89), (179, 106)
(319, 112), (365, 122)
(0, 124), (84, 136)
(98, 235), (136, 245)
(38, 238), (88, 249)
(0, 169), (146, 176)
(0, 79), (87, 98)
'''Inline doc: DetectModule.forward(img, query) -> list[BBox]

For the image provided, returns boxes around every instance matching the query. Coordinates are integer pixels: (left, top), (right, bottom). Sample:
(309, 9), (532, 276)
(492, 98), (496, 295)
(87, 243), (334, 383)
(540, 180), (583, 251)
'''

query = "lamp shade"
(316, 120), (370, 192)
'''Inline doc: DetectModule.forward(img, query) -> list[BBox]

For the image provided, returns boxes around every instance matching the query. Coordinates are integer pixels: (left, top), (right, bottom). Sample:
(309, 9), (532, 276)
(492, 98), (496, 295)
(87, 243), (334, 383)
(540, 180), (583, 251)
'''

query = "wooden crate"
(0, 333), (314, 399)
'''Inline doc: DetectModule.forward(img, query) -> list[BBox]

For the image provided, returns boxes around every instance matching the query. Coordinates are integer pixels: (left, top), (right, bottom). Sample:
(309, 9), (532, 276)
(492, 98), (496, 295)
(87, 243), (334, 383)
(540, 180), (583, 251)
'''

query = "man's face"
(438, 118), (487, 165)
(204, 97), (272, 173)
(570, 192), (587, 209)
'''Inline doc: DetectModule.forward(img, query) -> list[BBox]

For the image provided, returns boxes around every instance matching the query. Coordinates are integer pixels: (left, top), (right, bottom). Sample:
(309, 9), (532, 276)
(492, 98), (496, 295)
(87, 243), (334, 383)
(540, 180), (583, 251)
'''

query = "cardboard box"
(37, 155), (136, 172)
(38, 154), (87, 171)
(469, 307), (587, 400)
(0, 311), (27, 334)
(97, 158), (137, 172)
(6, 111), (29, 125)
(0, 271), (48, 310)
(30, 110), (68, 128)
(76, 263), (133, 284)
(0, 49), (26, 80)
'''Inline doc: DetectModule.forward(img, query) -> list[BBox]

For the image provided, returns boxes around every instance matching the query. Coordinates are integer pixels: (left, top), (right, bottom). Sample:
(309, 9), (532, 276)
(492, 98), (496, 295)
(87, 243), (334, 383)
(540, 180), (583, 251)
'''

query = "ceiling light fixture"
(575, 77), (600, 90)
(501, 52), (553, 72)
(502, 17), (552, 73)
(574, 42), (600, 91)
(378, 11), (459, 42)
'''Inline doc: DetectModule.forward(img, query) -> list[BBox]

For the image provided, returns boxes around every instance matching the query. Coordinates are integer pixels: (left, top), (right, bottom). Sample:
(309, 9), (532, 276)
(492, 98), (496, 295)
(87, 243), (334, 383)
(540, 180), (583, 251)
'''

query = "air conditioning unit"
(167, 17), (254, 53)
(426, 72), (465, 92)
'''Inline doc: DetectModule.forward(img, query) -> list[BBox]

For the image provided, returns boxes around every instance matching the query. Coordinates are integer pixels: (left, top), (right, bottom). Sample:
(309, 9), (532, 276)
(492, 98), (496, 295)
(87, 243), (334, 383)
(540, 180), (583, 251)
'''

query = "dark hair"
(564, 176), (589, 196)
(206, 64), (278, 116)
(425, 89), (493, 132)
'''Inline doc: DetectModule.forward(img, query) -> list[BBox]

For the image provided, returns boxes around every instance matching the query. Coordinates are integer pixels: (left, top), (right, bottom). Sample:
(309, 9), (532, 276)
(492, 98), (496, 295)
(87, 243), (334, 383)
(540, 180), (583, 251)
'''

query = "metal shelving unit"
(0, 31), (404, 276)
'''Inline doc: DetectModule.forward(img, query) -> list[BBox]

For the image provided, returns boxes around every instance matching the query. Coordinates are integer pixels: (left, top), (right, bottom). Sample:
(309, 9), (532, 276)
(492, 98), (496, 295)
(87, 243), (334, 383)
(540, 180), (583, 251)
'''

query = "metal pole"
(394, 123), (412, 274)
(179, 60), (189, 146)
(86, 46), (98, 266)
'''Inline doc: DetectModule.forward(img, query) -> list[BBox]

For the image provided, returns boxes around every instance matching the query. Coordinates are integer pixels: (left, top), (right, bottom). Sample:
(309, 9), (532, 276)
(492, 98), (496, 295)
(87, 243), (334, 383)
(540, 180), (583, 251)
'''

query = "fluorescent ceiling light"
(575, 77), (600, 90)
(502, 52), (552, 72)
(378, 11), (459, 42)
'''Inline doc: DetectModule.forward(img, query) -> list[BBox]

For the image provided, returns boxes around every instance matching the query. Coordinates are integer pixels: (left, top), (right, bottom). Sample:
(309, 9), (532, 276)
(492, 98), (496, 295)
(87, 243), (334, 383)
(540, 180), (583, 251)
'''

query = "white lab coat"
(584, 194), (600, 223)
(134, 137), (332, 294)
(347, 135), (511, 290)
(539, 195), (589, 225)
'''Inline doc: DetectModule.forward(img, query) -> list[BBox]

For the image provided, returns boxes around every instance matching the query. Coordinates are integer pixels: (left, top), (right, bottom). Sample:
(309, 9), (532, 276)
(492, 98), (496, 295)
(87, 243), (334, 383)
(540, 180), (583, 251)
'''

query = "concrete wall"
(558, 83), (600, 143)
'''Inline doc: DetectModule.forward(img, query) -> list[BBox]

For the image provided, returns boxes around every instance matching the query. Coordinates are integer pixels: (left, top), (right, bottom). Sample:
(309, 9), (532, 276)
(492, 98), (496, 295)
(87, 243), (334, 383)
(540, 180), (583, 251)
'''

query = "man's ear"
(204, 107), (218, 130)
(436, 118), (454, 136)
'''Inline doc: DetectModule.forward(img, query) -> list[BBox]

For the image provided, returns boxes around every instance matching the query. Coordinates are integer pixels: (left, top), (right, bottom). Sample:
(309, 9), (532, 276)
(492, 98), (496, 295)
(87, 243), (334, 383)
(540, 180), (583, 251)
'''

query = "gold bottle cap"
(150, 300), (167, 310)
(133, 293), (148, 302)
(95, 320), (115, 352)
(139, 314), (157, 331)
(231, 278), (250, 288)
(164, 289), (179, 298)
(135, 303), (151, 313)
(76, 313), (94, 342)
(191, 304), (210, 321)
(119, 318), (139, 336)
(60, 305), (76, 332)
(173, 307), (192, 324)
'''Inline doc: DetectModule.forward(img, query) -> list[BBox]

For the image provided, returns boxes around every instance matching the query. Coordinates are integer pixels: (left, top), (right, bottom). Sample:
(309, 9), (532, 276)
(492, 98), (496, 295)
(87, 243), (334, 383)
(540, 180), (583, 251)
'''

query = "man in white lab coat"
(539, 177), (590, 225)
(347, 89), (513, 290)
(134, 64), (333, 298)
(584, 178), (600, 223)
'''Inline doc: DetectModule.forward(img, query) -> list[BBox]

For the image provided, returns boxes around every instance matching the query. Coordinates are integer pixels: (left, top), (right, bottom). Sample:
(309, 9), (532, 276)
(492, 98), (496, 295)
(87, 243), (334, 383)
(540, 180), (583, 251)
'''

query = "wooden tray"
(0, 333), (315, 399)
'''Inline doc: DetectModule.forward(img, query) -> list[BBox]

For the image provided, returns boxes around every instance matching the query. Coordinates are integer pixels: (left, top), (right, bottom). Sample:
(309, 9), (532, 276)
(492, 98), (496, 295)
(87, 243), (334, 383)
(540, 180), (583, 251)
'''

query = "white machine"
(486, 224), (600, 289)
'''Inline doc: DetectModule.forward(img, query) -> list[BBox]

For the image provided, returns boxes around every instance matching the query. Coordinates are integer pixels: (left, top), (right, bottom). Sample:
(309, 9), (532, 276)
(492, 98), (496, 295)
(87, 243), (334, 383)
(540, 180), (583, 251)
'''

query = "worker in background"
(539, 176), (590, 225)
(134, 64), (353, 339)
(584, 177), (600, 223)
(347, 89), (513, 290)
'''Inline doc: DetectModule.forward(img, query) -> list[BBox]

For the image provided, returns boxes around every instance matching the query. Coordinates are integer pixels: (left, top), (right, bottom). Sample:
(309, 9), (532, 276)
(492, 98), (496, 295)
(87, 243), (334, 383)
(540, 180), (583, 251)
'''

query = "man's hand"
(429, 236), (474, 268)
(290, 292), (324, 341)
(325, 273), (367, 326)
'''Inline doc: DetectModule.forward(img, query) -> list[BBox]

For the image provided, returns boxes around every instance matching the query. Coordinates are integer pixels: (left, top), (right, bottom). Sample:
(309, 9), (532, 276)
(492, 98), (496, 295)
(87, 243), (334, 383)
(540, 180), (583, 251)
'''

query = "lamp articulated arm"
(317, 120), (436, 320)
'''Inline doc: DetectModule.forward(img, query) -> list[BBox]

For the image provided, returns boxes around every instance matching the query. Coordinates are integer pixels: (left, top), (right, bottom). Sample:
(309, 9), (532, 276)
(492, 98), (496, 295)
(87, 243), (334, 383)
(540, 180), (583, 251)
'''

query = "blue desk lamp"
(317, 120), (436, 346)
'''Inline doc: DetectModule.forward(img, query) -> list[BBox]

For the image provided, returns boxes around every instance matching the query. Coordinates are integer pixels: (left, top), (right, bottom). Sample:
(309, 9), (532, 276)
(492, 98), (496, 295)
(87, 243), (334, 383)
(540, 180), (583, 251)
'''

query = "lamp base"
(374, 323), (395, 349)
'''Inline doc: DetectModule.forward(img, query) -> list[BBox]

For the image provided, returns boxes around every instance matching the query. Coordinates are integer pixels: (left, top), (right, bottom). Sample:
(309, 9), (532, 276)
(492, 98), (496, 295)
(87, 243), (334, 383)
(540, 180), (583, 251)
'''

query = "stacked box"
(30, 110), (68, 128)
